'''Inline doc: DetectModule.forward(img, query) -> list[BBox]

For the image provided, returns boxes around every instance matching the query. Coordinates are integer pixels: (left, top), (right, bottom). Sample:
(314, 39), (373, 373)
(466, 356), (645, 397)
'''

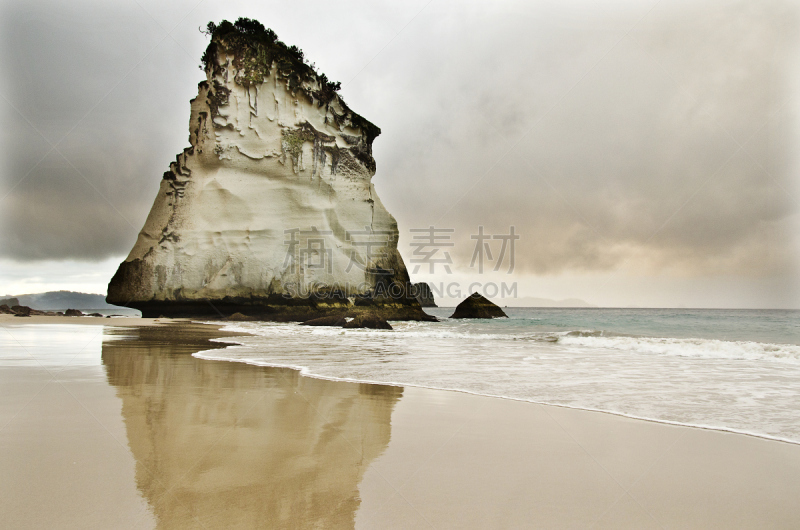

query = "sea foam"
(196, 309), (800, 444)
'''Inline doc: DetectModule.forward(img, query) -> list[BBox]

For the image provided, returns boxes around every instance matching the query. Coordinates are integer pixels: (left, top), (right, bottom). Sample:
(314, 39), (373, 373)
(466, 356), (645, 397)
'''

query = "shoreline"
(0, 314), (176, 327)
(3, 317), (800, 527)
(7, 313), (800, 445)
(198, 341), (800, 448)
(200, 320), (800, 447)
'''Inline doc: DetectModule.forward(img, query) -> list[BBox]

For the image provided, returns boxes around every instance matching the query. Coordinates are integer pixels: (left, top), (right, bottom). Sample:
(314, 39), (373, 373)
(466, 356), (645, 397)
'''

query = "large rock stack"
(107, 19), (431, 321)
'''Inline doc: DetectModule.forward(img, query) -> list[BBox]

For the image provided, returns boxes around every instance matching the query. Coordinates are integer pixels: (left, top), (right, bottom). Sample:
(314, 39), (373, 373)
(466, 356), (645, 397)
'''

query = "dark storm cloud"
(1, 0), (798, 282)
(0, 0), (200, 260)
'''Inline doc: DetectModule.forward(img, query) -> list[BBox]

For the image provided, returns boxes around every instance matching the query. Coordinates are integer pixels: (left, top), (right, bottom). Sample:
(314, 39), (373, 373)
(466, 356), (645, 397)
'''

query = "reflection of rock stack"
(102, 325), (402, 528)
(107, 18), (429, 320)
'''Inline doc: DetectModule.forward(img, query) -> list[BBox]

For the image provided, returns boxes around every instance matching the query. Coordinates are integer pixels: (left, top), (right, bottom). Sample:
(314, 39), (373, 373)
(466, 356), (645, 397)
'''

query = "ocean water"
(198, 308), (800, 444)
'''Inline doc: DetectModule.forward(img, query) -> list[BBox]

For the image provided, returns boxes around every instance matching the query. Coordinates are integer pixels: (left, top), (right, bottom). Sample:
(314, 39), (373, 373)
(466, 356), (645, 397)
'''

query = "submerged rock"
(107, 18), (430, 322)
(450, 293), (508, 319)
(343, 314), (393, 330)
(301, 315), (347, 327)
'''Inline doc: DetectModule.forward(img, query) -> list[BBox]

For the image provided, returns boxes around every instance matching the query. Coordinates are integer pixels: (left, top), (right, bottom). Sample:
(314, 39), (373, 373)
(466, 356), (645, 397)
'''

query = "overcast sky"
(1, 0), (799, 307)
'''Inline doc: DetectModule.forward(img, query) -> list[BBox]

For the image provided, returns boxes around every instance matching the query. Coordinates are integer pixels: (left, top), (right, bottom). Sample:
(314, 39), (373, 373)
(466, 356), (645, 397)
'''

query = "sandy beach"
(2, 317), (800, 529)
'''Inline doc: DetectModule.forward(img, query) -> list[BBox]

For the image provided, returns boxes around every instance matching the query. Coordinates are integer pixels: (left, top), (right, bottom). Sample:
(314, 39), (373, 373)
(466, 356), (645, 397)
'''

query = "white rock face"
(108, 26), (425, 319)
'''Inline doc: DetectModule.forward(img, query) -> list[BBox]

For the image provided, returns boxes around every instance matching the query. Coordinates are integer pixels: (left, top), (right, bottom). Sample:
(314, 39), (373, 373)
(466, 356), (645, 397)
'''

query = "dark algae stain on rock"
(450, 293), (508, 319)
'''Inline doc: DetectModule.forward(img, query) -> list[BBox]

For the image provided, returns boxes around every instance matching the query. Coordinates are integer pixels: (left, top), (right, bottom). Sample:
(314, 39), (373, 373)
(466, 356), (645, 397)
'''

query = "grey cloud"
(0, 1), (198, 260)
(370, 0), (800, 277)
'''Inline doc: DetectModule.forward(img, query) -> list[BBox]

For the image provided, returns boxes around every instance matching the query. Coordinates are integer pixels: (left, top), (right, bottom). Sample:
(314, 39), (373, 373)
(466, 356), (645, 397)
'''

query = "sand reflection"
(101, 324), (402, 529)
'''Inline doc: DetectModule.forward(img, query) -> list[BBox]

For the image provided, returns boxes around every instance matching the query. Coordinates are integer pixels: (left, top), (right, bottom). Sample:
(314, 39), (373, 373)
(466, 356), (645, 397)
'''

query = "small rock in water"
(412, 282), (438, 307)
(450, 293), (508, 319)
(11, 305), (32, 317)
(64, 309), (84, 317)
(226, 313), (257, 321)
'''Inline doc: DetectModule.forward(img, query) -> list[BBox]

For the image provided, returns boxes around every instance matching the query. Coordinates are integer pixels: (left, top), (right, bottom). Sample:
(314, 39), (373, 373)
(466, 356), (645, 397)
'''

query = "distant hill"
(508, 297), (596, 308)
(4, 291), (121, 310)
(435, 296), (596, 308)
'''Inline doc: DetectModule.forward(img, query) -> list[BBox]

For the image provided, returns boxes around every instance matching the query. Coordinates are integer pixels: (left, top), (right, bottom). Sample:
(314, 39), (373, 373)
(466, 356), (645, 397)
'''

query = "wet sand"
(1, 318), (800, 528)
(0, 314), (173, 327)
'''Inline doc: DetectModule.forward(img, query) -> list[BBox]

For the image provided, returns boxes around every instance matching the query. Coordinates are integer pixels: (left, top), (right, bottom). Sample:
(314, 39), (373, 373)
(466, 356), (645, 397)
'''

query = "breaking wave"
(557, 333), (800, 363)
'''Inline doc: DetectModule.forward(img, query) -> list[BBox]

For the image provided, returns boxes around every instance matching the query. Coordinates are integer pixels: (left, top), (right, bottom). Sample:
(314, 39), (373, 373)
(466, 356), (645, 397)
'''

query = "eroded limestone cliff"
(107, 19), (429, 319)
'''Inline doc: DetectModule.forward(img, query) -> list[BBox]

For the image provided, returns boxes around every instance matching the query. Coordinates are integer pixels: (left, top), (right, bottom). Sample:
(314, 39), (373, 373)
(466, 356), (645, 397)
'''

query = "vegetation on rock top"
(200, 18), (380, 144)
(201, 18), (341, 95)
